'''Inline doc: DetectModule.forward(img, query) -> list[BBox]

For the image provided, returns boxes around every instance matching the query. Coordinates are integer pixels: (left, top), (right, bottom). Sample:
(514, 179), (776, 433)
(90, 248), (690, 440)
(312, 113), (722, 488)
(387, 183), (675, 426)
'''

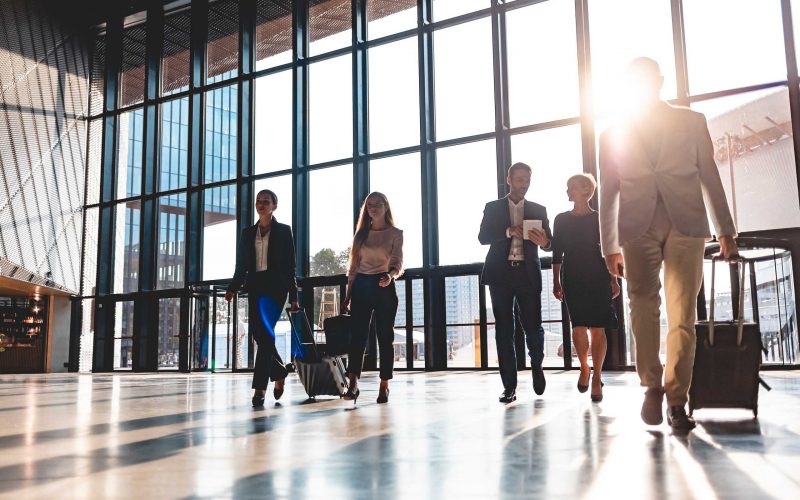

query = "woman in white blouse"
(341, 192), (404, 404)
(226, 189), (299, 407)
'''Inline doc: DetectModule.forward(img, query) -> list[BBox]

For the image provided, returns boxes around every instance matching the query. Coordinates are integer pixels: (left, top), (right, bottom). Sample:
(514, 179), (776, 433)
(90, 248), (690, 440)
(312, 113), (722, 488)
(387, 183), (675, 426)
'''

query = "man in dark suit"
(479, 162), (553, 403)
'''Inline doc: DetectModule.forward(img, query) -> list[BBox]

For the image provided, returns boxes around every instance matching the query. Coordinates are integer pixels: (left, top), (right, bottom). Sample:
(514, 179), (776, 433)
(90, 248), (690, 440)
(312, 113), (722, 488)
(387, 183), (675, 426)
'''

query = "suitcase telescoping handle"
(708, 255), (746, 347)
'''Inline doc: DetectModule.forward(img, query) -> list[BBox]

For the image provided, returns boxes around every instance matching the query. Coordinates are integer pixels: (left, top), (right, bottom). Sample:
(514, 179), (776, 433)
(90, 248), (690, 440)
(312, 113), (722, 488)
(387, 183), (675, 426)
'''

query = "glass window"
(437, 139), (497, 265)
(203, 184), (237, 280)
(411, 279), (425, 368)
(254, 70), (293, 174)
(309, 165), (353, 276)
(159, 97), (189, 191)
(90, 36), (106, 116)
(434, 18), (494, 141)
(113, 200), (140, 294)
(158, 297), (181, 369)
(116, 108), (144, 199)
(445, 275), (481, 368)
(691, 88), (800, 232)
(369, 37), (420, 153)
(368, 0), (417, 40)
(86, 119), (102, 205)
(309, 55), (353, 164)
(113, 301), (134, 370)
(162, 10), (191, 96)
(506, 0), (580, 127)
(254, 175), (293, 226)
(310, 0), (352, 56)
(82, 207), (99, 297)
(683, 0), (787, 95)
(485, 285), (497, 367)
(207, 0), (240, 84)
(509, 125), (583, 225)
(256, 0), (294, 71)
(370, 153), (422, 269)
(588, 0), (676, 117)
(204, 84), (238, 184)
(433, 0), (488, 22)
(119, 24), (146, 108)
(540, 268), (564, 368)
(79, 299), (95, 372)
(157, 193), (186, 290)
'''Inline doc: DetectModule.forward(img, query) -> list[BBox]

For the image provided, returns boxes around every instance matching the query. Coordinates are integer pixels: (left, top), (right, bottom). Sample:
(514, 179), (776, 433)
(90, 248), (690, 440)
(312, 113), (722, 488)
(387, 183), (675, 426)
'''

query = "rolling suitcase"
(689, 256), (770, 417)
(322, 314), (352, 356)
(288, 309), (349, 399)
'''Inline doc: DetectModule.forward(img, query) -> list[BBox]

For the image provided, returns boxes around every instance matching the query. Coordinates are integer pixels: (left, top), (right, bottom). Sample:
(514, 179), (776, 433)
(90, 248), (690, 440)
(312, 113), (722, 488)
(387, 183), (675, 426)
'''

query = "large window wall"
(79, 0), (800, 372)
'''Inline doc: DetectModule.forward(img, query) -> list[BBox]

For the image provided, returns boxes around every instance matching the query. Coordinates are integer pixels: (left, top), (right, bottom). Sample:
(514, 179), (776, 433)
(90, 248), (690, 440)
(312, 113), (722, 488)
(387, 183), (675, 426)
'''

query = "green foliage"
(310, 247), (350, 277)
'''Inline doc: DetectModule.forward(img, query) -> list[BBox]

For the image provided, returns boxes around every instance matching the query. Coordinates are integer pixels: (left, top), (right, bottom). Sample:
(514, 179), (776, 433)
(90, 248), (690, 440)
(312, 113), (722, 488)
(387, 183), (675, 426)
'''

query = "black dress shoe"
(532, 369), (546, 395)
(666, 405), (696, 430)
(252, 395), (265, 407)
(499, 389), (516, 403)
(284, 362), (296, 373)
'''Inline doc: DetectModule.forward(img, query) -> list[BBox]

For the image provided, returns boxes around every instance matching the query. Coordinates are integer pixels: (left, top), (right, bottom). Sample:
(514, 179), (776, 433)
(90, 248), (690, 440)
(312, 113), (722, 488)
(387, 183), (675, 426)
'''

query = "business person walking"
(479, 162), (553, 403)
(599, 58), (738, 430)
(226, 189), (299, 407)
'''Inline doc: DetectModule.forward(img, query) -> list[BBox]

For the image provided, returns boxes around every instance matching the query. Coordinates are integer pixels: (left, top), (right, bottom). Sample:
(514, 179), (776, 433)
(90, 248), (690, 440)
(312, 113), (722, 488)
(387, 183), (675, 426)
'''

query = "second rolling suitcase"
(288, 309), (349, 398)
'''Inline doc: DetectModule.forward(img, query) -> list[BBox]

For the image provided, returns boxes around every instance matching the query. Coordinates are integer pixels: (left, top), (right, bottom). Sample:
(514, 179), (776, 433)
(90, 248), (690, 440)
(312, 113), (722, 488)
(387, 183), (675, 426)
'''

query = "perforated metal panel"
(0, 0), (90, 294)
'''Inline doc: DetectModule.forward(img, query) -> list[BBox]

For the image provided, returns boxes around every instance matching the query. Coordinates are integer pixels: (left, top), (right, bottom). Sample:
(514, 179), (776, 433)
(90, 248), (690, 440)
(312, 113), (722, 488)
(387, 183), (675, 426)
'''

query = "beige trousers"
(622, 202), (705, 406)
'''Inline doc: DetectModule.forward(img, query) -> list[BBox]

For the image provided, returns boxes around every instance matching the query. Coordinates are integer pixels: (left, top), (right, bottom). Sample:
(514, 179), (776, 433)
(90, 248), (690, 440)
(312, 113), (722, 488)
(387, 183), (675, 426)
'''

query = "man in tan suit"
(599, 58), (739, 430)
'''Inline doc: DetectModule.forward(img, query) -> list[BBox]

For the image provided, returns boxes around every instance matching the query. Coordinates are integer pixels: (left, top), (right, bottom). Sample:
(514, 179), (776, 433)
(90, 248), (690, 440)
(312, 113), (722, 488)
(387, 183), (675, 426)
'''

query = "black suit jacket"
(478, 196), (553, 289)
(228, 218), (298, 301)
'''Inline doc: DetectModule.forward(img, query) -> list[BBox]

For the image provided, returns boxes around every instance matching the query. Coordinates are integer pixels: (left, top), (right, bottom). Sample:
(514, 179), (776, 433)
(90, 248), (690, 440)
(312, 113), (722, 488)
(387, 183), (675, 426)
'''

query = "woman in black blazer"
(225, 189), (299, 407)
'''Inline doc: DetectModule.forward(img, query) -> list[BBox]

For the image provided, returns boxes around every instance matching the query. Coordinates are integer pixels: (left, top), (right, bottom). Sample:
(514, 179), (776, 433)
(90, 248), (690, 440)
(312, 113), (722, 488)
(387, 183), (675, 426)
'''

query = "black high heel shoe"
(343, 387), (360, 403)
(590, 381), (605, 403)
(273, 380), (285, 401)
(377, 387), (389, 404)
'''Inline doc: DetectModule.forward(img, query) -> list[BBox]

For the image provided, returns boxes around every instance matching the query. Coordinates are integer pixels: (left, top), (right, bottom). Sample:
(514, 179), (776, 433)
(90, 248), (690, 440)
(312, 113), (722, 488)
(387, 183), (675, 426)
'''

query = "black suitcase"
(288, 309), (349, 399)
(322, 314), (352, 356)
(689, 256), (770, 417)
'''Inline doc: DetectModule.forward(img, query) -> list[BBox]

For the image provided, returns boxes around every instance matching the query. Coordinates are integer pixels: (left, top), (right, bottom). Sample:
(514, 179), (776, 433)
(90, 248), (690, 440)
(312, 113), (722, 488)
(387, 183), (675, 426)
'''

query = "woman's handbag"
(323, 314), (352, 356)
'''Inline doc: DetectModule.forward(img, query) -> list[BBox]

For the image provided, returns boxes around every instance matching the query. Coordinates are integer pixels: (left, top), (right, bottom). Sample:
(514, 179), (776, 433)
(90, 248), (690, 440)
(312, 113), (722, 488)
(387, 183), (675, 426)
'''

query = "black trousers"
(347, 273), (398, 380)
(488, 263), (545, 391)
(248, 287), (289, 391)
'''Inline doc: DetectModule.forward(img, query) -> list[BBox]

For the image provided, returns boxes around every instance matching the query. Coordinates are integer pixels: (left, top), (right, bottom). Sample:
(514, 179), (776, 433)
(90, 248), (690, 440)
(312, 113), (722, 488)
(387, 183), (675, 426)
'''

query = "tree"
(310, 247), (349, 277)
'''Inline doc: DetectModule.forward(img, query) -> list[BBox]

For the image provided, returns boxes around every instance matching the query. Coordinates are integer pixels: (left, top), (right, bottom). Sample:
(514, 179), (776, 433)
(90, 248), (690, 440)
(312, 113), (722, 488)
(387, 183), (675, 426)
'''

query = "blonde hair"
(567, 173), (597, 197)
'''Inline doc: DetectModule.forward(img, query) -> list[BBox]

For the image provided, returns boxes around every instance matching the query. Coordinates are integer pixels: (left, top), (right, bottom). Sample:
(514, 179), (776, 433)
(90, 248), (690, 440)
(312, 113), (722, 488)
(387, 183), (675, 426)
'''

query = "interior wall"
(0, 0), (90, 294)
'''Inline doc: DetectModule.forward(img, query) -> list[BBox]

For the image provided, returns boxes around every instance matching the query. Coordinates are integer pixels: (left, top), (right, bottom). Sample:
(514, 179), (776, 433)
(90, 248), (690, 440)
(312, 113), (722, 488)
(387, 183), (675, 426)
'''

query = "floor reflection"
(0, 371), (798, 498)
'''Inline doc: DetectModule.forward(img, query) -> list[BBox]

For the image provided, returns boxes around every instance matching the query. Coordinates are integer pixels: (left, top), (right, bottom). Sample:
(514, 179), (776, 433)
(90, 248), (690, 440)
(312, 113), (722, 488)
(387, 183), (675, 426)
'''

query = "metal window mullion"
(491, 0), (510, 193)
(419, 0), (443, 370)
(670, 0), (690, 104)
(237, 0), (255, 239)
(294, 0), (310, 279)
(575, 0), (596, 179)
(354, 0), (369, 219)
(781, 0), (800, 213)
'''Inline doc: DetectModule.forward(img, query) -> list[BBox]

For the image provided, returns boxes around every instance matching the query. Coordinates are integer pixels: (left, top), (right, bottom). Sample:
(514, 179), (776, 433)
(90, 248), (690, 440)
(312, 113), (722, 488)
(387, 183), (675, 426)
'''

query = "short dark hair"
(256, 189), (277, 205)
(507, 162), (532, 177)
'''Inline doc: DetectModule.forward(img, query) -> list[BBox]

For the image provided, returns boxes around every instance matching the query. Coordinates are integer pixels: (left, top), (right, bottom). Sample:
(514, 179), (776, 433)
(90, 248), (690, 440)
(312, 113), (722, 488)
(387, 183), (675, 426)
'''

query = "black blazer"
(228, 218), (298, 300)
(478, 196), (553, 289)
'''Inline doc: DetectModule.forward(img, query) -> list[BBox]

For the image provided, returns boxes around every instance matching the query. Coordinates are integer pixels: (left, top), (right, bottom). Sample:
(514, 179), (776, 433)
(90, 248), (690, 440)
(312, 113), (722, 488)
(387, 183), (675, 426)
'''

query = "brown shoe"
(641, 387), (664, 425)
(666, 406), (696, 430)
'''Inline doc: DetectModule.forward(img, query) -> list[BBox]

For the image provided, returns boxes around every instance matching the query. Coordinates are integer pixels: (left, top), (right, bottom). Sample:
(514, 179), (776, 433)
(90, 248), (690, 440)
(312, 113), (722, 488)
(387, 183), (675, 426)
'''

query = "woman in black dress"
(552, 174), (620, 402)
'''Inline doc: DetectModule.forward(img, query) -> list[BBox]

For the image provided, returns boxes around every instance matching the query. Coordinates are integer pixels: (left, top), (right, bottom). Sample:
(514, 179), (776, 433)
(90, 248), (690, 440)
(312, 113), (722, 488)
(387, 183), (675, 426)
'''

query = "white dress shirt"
(254, 227), (270, 271)
(506, 197), (525, 261)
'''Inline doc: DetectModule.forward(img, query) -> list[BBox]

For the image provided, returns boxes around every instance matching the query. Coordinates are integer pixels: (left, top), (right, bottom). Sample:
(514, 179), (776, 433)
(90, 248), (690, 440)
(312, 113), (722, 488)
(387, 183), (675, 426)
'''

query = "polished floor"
(1, 370), (799, 499)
